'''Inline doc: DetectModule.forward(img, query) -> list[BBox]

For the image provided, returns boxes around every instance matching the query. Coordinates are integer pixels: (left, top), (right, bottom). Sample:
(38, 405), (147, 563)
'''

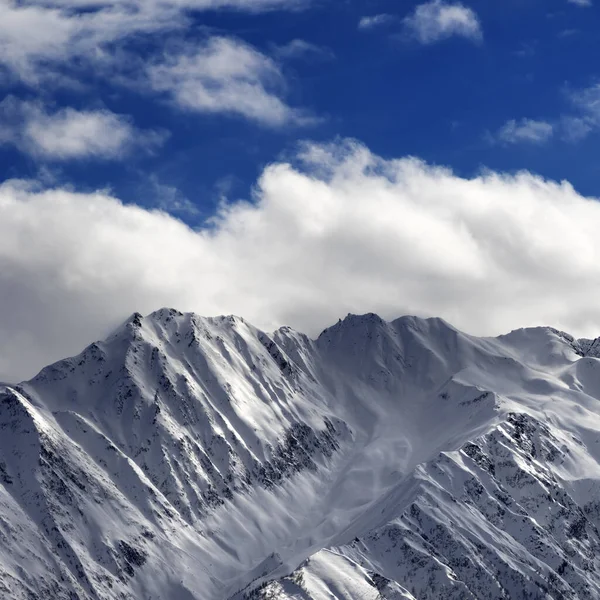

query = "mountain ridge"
(2, 310), (600, 599)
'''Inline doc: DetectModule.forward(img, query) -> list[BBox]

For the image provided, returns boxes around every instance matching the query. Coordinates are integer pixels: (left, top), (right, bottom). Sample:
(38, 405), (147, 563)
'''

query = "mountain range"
(3, 309), (600, 599)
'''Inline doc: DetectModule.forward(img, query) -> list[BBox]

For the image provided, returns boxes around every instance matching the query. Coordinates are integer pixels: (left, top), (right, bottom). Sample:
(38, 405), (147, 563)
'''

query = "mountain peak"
(576, 336), (600, 358)
(317, 312), (395, 344)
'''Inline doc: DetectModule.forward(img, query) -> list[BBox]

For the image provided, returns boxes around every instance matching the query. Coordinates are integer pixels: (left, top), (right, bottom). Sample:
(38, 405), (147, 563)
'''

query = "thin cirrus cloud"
(0, 98), (166, 160)
(272, 39), (335, 61)
(3, 139), (600, 382)
(358, 14), (395, 31)
(403, 0), (482, 44)
(567, 0), (592, 6)
(147, 175), (201, 218)
(147, 37), (313, 127)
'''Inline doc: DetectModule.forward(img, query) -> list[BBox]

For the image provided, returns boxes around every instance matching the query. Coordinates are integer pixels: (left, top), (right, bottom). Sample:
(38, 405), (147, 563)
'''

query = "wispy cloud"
(558, 28), (580, 38)
(514, 41), (537, 58)
(0, 98), (166, 160)
(567, 0), (592, 7)
(402, 0), (482, 44)
(490, 82), (600, 145)
(560, 116), (592, 142)
(358, 14), (395, 31)
(559, 82), (600, 141)
(0, 0), (314, 132)
(494, 119), (554, 145)
(568, 82), (600, 120)
(147, 175), (200, 218)
(147, 37), (313, 127)
(272, 39), (335, 61)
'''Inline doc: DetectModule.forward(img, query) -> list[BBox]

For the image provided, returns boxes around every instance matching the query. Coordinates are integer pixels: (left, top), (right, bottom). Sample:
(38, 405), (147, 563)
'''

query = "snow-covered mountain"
(3, 310), (600, 599)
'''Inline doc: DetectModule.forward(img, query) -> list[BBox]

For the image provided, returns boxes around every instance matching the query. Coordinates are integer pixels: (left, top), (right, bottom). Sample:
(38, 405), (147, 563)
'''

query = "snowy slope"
(2, 310), (600, 599)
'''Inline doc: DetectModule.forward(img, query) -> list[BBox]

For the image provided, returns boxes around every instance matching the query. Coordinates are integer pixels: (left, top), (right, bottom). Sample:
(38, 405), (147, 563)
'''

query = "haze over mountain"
(2, 309), (600, 599)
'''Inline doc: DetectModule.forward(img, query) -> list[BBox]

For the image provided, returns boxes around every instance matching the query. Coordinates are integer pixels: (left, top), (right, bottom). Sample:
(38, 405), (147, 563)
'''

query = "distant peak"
(148, 308), (184, 322)
(499, 326), (582, 350)
(343, 312), (385, 324)
(122, 309), (251, 334)
(212, 314), (246, 325)
(316, 313), (462, 344)
(318, 312), (386, 338)
(128, 312), (144, 327)
(391, 314), (455, 332)
(576, 336), (600, 358)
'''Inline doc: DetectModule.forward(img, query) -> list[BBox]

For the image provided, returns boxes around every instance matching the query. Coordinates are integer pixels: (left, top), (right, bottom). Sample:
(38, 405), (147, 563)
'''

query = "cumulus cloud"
(0, 0), (314, 136)
(495, 118), (554, 145)
(358, 14), (394, 30)
(3, 139), (600, 381)
(0, 0), (173, 83)
(147, 37), (312, 126)
(0, 98), (165, 159)
(0, 0), (308, 83)
(403, 0), (482, 44)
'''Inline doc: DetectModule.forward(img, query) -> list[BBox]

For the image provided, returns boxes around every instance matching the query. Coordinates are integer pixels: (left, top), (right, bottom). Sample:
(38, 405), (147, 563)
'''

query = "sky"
(2, 0), (600, 381)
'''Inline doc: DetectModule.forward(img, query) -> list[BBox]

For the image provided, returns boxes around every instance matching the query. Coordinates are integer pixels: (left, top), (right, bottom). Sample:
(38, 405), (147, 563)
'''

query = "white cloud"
(568, 82), (600, 121)
(495, 118), (554, 145)
(0, 0), (308, 83)
(358, 14), (394, 30)
(147, 37), (311, 126)
(560, 116), (593, 142)
(491, 82), (600, 145)
(0, 1), (170, 83)
(147, 175), (200, 218)
(3, 139), (600, 381)
(0, 1), (312, 132)
(273, 39), (334, 61)
(556, 83), (600, 141)
(567, 0), (592, 6)
(0, 98), (165, 159)
(403, 0), (482, 44)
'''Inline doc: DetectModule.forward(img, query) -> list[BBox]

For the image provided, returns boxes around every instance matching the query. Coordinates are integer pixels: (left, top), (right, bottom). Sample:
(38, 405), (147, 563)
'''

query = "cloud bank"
(2, 139), (600, 381)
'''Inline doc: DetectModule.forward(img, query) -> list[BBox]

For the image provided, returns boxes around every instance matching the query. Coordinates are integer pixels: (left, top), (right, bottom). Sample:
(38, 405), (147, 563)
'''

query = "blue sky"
(2, 0), (600, 221)
(7, 0), (600, 381)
